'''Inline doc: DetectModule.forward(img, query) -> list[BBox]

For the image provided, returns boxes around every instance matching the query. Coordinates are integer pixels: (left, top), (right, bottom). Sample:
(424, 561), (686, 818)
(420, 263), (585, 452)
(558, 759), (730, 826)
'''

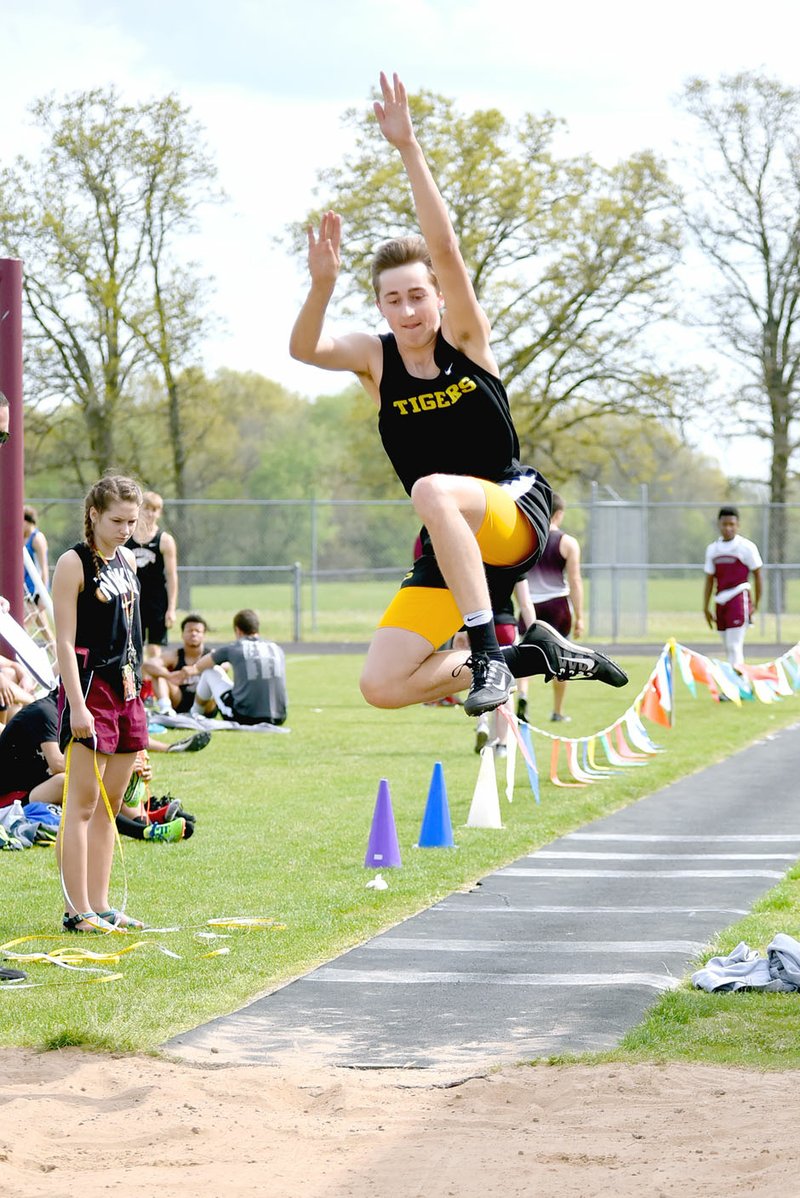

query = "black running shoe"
(520, 621), (628, 687)
(167, 731), (211, 753)
(458, 653), (515, 717)
(1, 966), (27, 982)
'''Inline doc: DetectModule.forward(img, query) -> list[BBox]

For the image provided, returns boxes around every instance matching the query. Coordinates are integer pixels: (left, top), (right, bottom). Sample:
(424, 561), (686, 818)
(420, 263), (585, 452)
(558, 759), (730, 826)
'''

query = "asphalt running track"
(166, 720), (800, 1073)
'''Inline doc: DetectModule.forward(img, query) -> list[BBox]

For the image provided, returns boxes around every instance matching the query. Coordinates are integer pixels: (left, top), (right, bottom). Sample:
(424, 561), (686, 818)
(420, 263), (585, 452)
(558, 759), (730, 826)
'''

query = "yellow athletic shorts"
(376, 479), (537, 647)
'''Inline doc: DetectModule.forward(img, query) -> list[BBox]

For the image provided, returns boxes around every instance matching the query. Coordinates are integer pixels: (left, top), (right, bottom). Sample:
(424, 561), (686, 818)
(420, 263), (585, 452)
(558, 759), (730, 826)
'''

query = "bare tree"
(681, 72), (800, 601)
(0, 88), (220, 493)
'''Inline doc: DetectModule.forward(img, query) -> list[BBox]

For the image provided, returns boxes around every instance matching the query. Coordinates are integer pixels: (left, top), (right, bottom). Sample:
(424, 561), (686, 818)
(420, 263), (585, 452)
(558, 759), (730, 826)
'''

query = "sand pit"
(2, 1048), (797, 1196)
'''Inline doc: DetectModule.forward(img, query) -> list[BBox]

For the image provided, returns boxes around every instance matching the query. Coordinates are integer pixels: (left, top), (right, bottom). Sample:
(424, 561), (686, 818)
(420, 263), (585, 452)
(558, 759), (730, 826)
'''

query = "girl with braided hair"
(51, 475), (152, 933)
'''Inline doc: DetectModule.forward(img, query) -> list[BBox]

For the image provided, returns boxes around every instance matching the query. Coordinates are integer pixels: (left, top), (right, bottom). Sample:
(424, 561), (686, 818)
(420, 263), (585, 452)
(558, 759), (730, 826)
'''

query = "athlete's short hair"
(181, 612), (208, 632)
(551, 492), (565, 515)
(142, 491), (163, 510)
(371, 235), (438, 298)
(234, 608), (260, 635)
(718, 506), (739, 521)
(23, 506), (37, 525)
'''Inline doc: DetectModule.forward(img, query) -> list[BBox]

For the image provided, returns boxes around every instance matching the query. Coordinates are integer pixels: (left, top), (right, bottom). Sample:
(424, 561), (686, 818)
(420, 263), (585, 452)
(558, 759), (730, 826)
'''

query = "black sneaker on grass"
(520, 621), (628, 687)
(459, 653), (515, 717)
(1, 966), (27, 982)
(167, 731), (211, 753)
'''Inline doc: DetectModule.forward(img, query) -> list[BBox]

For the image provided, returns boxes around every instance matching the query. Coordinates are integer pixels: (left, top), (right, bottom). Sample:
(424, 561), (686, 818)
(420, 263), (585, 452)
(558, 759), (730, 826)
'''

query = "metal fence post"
(293, 562), (302, 643)
(310, 498), (318, 634)
(761, 501), (769, 636)
(588, 481), (598, 633)
(640, 482), (649, 636)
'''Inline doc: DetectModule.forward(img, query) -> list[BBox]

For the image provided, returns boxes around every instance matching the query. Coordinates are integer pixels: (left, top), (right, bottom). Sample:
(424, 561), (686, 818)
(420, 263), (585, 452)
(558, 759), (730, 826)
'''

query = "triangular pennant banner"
(624, 709), (663, 755)
(550, 739), (588, 787)
(518, 721), (540, 803)
(614, 722), (651, 761)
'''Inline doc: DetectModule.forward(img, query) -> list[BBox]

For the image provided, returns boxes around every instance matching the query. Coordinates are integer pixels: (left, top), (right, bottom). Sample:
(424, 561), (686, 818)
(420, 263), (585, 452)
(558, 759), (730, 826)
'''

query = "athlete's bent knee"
(359, 664), (405, 709)
(410, 474), (449, 520)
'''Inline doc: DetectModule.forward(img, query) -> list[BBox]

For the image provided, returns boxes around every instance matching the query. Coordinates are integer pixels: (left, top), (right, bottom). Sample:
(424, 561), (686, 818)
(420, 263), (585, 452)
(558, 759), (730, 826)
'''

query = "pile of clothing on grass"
(0, 800), (59, 849)
(692, 934), (800, 992)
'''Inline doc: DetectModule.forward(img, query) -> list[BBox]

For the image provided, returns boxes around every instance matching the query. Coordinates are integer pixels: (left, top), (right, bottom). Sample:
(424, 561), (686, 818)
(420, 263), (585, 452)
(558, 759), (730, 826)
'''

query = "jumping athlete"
(517, 493), (584, 723)
(290, 71), (626, 716)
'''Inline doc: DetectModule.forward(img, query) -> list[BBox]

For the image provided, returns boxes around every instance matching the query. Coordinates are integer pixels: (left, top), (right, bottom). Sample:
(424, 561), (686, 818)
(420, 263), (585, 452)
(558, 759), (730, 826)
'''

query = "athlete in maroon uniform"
(703, 506), (762, 668)
(516, 494), (584, 723)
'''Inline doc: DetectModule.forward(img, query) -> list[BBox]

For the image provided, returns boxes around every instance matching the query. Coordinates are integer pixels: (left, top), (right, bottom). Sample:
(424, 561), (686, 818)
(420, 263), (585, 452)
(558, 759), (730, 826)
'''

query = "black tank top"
(377, 330), (521, 493)
(126, 528), (165, 601)
(73, 543), (143, 695)
(175, 645), (199, 697)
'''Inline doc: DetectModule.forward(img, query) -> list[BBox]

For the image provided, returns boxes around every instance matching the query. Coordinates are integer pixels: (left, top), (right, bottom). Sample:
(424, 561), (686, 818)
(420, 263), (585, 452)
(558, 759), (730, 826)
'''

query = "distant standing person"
(126, 492), (178, 675)
(473, 578), (536, 754)
(23, 506), (56, 652)
(192, 609), (288, 726)
(703, 505), (763, 669)
(517, 494), (584, 724)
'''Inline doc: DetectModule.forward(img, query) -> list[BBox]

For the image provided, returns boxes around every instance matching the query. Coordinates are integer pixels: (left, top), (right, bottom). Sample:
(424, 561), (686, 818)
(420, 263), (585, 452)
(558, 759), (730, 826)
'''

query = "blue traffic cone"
(417, 761), (455, 848)
(364, 778), (402, 868)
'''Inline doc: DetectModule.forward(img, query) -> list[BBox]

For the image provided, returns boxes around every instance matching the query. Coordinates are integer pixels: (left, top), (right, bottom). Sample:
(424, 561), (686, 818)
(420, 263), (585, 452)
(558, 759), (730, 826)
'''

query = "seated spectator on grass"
(0, 691), (209, 811)
(0, 688), (64, 806)
(116, 750), (195, 842)
(191, 608), (287, 726)
(143, 612), (216, 717)
(0, 653), (35, 728)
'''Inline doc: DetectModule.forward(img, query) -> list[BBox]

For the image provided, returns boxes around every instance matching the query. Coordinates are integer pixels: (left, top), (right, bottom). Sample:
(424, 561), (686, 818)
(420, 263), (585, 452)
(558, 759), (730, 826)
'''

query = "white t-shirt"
(704, 534), (762, 606)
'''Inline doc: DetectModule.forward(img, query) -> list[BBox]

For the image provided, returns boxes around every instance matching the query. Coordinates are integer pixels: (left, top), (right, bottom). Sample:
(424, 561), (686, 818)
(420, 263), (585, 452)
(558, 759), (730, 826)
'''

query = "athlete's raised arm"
(373, 71), (495, 371)
(289, 210), (381, 392)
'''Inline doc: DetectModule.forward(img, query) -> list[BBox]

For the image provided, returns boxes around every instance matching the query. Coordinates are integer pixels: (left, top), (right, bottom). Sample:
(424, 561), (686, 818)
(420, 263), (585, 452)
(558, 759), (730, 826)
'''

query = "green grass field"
(188, 577), (800, 646)
(2, 652), (800, 1067)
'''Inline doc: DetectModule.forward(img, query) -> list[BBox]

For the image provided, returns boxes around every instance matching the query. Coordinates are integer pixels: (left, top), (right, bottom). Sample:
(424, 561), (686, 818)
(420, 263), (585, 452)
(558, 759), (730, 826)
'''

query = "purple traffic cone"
(364, 778), (402, 868)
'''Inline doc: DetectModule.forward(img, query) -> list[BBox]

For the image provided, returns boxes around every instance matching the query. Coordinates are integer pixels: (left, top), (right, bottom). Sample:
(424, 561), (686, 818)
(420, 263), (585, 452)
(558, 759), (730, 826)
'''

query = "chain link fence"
(26, 492), (800, 644)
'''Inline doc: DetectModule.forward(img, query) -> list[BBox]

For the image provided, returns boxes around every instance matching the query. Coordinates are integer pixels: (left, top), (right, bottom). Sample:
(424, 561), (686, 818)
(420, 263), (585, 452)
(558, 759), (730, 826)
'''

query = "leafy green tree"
(0, 88), (219, 492)
(680, 72), (800, 598)
(291, 89), (691, 461)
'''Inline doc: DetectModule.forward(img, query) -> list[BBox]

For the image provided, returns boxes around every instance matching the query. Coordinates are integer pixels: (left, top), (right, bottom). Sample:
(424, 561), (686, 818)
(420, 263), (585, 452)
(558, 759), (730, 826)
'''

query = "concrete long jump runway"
(166, 721), (800, 1073)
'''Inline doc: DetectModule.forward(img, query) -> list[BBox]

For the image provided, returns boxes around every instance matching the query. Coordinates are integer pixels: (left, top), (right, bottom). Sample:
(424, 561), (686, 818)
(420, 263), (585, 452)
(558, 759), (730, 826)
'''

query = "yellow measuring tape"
(0, 918), (286, 989)
(57, 737), (130, 924)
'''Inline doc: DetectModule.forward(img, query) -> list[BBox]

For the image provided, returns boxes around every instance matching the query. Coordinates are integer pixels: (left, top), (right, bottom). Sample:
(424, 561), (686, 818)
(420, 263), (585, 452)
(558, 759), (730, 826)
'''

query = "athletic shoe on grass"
(1, 966), (27, 981)
(167, 731), (211, 753)
(144, 817), (186, 843)
(474, 714), (490, 754)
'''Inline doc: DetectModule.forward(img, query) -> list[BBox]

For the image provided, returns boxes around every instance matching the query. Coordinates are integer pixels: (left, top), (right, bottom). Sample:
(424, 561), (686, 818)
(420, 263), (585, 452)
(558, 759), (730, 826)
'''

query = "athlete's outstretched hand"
(373, 71), (415, 149)
(306, 211), (341, 288)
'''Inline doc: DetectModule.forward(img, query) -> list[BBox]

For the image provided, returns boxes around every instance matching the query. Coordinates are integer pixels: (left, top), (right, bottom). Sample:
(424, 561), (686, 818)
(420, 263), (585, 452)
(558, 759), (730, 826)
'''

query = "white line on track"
(366, 938), (705, 954)
(565, 832), (800, 842)
(313, 968), (681, 991)
(532, 851), (797, 860)
(432, 904), (750, 915)
(494, 868), (786, 878)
